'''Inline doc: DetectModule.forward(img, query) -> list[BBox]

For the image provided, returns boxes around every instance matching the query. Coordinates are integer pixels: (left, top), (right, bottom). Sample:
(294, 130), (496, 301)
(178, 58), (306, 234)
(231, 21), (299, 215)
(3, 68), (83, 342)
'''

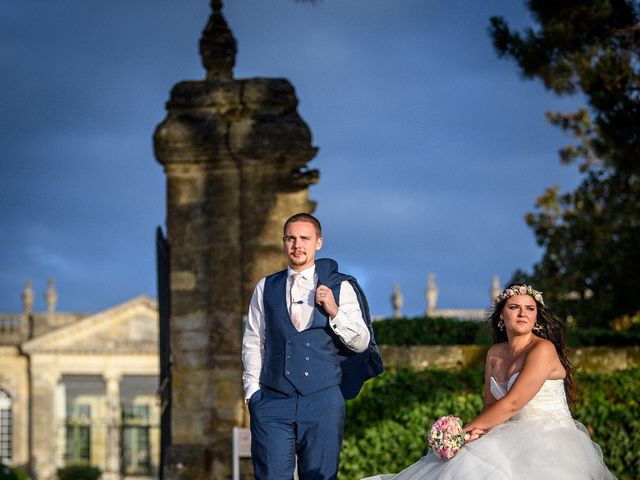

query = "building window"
(65, 404), (91, 465)
(121, 405), (151, 475)
(0, 390), (11, 464)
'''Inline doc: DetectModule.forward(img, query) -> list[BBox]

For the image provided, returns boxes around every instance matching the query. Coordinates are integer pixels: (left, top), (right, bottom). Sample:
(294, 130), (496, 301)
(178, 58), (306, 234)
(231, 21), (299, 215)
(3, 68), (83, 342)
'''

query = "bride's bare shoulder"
(530, 337), (557, 353)
(526, 338), (560, 363)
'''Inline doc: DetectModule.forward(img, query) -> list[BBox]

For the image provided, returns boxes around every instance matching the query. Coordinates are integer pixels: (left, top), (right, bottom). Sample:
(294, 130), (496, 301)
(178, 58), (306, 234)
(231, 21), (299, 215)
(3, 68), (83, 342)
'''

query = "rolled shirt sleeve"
(328, 280), (370, 353)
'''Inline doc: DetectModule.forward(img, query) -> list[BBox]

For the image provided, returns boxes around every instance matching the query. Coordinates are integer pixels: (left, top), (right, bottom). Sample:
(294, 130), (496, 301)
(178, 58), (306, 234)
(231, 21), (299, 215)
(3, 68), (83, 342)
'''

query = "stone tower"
(153, 1), (318, 478)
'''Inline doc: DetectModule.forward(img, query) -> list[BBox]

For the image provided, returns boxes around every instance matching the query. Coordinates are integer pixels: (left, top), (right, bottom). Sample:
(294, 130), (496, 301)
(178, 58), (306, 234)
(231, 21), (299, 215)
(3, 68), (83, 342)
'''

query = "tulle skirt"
(362, 417), (617, 480)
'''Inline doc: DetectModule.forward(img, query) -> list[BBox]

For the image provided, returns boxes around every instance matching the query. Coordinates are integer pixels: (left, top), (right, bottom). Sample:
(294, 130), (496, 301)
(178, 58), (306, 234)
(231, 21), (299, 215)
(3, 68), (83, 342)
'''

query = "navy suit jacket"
(315, 258), (384, 399)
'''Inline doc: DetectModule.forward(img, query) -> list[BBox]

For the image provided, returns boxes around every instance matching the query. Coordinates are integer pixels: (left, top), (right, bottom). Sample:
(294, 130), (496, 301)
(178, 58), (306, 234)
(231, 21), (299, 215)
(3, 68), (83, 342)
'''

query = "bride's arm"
(464, 345), (498, 441)
(464, 348), (497, 441)
(482, 345), (498, 412)
(464, 340), (558, 434)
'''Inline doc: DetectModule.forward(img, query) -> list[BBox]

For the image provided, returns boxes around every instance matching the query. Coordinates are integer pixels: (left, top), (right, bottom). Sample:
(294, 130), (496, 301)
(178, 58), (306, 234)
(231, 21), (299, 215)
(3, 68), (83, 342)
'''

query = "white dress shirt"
(242, 264), (371, 400)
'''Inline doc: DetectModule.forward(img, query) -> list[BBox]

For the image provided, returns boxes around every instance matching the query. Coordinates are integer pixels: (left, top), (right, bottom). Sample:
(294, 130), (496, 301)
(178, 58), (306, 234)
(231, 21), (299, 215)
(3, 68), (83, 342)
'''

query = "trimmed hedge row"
(56, 465), (101, 480)
(372, 316), (640, 347)
(0, 464), (28, 480)
(1, 461), (102, 480)
(373, 317), (492, 346)
(339, 367), (639, 480)
(568, 326), (640, 347)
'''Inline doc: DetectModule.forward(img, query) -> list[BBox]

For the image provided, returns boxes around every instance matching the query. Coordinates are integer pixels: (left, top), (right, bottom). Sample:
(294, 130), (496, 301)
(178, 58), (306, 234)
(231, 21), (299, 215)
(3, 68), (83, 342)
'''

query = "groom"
(242, 212), (383, 479)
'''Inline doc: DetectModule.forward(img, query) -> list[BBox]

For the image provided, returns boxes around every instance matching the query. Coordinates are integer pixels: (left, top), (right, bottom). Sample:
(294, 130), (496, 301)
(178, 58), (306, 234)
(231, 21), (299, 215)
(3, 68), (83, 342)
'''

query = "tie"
(290, 273), (303, 331)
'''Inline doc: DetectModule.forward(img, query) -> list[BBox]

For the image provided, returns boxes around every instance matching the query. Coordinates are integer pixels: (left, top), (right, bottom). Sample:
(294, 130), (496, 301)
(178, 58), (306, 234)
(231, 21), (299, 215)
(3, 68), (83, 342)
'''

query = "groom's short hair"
(284, 213), (322, 237)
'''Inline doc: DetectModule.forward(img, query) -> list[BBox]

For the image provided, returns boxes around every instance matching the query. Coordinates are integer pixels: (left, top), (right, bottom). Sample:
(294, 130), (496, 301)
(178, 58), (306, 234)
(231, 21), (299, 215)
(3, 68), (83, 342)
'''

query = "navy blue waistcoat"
(259, 258), (383, 398)
(260, 268), (342, 395)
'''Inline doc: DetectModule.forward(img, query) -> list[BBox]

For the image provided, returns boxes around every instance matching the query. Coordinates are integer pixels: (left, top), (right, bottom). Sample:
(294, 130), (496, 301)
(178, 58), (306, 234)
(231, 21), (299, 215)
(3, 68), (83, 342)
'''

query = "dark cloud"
(1, 0), (583, 316)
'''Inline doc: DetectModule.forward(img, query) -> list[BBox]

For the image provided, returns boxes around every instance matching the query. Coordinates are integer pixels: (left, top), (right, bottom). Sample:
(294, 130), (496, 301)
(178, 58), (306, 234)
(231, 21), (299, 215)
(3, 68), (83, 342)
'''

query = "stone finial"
(199, 0), (237, 80)
(426, 273), (438, 316)
(22, 280), (34, 314)
(45, 277), (58, 313)
(391, 283), (404, 318)
(490, 275), (501, 303)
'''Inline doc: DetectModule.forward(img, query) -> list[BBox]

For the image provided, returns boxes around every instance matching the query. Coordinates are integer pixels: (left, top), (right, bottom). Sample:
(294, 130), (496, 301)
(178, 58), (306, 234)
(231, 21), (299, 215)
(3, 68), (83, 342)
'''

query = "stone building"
(153, 1), (318, 478)
(0, 280), (160, 480)
(388, 275), (501, 321)
(423, 273), (502, 320)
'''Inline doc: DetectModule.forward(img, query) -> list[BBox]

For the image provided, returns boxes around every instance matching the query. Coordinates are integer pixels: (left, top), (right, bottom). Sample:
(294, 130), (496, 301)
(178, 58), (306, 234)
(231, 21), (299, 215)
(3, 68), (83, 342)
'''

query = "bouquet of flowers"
(428, 415), (466, 460)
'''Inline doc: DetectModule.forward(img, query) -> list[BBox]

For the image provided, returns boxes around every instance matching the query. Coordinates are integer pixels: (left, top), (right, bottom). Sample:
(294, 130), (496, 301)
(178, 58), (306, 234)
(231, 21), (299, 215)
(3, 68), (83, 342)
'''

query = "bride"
(363, 284), (617, 480)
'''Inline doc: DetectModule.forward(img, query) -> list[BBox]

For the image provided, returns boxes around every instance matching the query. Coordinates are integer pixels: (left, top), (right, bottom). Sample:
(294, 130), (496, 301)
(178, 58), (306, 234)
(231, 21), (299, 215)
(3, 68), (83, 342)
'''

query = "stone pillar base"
(163, 444), (213, 480)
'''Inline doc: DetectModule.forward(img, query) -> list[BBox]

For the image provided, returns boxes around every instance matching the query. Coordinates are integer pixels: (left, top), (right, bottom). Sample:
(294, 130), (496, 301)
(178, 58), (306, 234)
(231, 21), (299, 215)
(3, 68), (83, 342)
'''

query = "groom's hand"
(316, 285), (339, 317)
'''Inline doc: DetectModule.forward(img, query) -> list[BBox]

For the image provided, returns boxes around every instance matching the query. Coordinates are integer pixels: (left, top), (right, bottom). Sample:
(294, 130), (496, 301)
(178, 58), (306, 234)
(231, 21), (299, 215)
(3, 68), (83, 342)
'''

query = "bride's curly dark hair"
(487, 287), (577, 407)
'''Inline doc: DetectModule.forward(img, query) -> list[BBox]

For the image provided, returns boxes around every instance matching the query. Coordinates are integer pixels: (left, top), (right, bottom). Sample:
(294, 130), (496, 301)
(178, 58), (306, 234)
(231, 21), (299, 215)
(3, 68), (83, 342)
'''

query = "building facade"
(0, 281), (160, 480)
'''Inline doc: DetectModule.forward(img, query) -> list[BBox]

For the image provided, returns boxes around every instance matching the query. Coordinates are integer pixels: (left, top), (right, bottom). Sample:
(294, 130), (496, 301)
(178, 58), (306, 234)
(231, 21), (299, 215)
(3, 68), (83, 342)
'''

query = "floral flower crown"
(495, 284), (544, 305)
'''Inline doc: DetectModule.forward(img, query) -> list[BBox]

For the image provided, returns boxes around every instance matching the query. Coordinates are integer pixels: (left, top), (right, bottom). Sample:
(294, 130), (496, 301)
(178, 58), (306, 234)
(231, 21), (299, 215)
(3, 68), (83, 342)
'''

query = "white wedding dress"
(363, 373), (617, 479)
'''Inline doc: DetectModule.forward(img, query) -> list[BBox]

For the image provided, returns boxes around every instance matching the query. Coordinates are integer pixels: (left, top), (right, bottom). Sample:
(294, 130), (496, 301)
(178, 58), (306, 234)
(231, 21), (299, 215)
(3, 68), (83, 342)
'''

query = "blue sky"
(0, 0), (583, 316)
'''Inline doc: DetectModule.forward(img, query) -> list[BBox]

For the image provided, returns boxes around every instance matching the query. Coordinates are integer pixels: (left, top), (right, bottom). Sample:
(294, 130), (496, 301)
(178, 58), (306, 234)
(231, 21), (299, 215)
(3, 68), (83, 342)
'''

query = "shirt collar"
(288, 264), (316, 282)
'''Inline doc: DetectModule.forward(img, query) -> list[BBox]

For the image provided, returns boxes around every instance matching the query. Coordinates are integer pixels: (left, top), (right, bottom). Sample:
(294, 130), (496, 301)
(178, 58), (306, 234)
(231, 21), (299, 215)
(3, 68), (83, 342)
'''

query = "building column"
(103, 372), (121, 480)
(53, 382), (67, 467)
(30, 361), (60, 480)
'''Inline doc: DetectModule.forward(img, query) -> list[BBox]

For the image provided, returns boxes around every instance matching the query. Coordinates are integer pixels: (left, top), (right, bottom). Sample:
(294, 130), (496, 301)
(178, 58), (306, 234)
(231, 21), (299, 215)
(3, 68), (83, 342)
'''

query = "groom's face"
(283, 221), (323, 271)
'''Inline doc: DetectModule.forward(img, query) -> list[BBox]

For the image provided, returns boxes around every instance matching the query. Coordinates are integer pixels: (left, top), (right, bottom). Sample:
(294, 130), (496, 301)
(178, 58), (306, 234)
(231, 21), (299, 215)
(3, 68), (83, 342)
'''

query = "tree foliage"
(489, 0), (640, 326)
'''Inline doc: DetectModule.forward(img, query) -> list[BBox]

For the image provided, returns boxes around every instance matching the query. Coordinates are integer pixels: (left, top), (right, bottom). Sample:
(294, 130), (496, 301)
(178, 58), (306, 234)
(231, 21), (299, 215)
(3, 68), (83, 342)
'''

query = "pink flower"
(519, 286), (527, 294)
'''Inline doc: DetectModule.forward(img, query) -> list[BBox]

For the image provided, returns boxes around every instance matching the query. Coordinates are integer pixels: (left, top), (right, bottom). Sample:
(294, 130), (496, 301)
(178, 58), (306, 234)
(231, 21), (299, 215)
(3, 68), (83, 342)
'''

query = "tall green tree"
(489, 0), (640, 327)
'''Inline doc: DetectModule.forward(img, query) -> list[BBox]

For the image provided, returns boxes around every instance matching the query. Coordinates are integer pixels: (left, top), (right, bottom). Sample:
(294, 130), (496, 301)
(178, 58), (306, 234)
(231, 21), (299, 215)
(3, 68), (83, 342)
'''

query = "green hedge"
(56, 465), (101, 480)
(372, 316), (640, 346)
(0, 464), (29, 480)
(373, 317), (492, 346)
(567, 327), (640, 347)
(340, 367), (639, 480)
(571, 369), (640, 479)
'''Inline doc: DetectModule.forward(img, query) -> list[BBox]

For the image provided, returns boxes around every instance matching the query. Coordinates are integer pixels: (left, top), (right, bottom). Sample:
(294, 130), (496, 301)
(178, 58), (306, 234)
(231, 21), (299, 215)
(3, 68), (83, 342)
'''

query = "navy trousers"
(248, 385), (345, 480)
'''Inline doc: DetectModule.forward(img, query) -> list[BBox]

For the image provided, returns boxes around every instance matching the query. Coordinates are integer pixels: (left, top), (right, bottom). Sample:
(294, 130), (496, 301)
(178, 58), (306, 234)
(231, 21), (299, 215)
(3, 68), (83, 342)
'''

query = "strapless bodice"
(491, 373), (572, 423)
